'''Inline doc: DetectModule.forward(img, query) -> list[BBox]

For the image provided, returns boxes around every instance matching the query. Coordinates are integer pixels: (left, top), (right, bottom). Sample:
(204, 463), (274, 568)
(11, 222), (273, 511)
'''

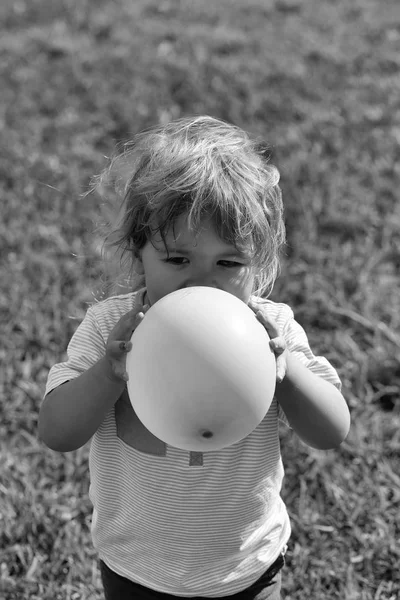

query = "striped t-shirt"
(44, 287), (342, 597)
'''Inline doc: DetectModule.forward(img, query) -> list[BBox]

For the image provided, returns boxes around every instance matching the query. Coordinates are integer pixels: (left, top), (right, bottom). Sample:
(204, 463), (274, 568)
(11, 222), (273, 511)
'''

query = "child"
(39, 115), (350, 600)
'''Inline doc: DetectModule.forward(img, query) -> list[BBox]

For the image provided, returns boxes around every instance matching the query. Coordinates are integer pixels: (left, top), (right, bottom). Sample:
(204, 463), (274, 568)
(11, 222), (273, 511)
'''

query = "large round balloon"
(126, 287), (276, 452)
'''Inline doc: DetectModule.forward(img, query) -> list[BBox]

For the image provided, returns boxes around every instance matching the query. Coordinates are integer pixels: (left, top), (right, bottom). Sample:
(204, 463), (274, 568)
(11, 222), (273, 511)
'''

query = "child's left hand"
(248, 300), (288, 384)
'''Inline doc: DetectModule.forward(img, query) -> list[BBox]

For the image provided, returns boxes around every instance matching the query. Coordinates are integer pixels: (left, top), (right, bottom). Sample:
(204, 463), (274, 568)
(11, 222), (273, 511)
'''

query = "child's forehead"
(153, 228), (229, 250)
(152, 216), (230, 248)
(149, 213), (254, 257)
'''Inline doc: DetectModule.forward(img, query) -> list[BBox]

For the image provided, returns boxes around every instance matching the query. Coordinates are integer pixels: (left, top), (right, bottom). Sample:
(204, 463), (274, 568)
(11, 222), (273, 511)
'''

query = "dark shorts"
(99, 552), (284, 600)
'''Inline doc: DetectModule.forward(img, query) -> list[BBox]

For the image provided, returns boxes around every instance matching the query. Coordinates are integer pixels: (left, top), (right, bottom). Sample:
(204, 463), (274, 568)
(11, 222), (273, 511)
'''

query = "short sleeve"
(43, 307), (106, 399)
(277, 314), (342, 426)
(283, 317), (342, 390)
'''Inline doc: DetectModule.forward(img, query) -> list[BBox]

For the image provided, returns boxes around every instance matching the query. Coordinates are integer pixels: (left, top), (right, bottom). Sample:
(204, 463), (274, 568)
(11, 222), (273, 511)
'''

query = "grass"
(1, 0), (400, 598)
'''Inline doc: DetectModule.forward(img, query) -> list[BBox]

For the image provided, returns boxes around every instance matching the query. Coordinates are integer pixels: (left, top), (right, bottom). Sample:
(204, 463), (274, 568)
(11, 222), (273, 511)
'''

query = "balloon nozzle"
(200, 430), (214, 439)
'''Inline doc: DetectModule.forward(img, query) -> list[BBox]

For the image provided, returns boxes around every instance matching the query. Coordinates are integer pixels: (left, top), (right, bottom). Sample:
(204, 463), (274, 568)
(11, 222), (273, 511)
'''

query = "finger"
(122, 304), (149, 323)
(122, 310), (146, 333)
(108, 340), (130, 358)
(256, 312), (281, 339)
(247, 299), (262, 313)
(111, 363), (129, 381)
(269, 336), (287, 356)
(105, 355), (129, 382)
(114, 368), (129, 382)
(115, 312), (146, 348)
(119, 341), (132, 352)
(276, 354), (287, 384)
(138, 301), (150, 311)
(132, 311), (146, 330)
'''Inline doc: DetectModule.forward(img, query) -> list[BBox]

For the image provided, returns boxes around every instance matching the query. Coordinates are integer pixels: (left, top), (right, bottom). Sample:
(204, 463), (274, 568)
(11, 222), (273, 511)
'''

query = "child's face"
(136, 214), (256, 306)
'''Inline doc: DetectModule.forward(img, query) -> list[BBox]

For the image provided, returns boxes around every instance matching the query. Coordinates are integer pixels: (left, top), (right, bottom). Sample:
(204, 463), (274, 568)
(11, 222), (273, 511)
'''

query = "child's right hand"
(105, 303), (150, 382)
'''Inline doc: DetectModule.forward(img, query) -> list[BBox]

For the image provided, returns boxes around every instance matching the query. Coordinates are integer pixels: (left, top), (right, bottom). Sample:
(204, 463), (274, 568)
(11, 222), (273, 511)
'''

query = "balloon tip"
(200, 430), (214, 439)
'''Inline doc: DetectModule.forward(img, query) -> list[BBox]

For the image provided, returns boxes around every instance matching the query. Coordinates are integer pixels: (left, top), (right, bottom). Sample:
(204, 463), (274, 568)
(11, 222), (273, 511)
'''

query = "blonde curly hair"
(91, 115), (286, 299)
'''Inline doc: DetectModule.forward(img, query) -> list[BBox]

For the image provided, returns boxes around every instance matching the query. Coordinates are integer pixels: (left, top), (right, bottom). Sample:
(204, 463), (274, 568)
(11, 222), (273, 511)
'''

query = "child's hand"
(248, 300), (288, 384)
(106, 303), (150, 382)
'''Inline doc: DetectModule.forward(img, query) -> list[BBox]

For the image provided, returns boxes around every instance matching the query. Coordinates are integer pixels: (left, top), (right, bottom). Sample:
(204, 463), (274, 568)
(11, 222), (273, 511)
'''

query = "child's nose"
(186, 273), (218, 288)
(185, 263), (220, 288)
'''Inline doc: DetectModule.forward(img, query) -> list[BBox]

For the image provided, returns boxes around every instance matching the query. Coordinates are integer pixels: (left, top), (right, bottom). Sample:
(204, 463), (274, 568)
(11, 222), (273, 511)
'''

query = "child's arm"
(39, 357), (126, 452)
(249, 303), (350, 450)
(275, 351), (350, 450)
(39, 306), (147, 453)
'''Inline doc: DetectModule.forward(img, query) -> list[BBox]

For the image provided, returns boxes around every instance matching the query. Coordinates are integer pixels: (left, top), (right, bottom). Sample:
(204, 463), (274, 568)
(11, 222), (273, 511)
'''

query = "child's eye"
(164, 257), (188, 265)
(219, 261), (243, 268)
(163, 258), (244, 268)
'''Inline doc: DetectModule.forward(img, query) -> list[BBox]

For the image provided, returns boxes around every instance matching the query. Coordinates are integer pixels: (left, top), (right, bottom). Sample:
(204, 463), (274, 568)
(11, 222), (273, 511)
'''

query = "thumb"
(107, 340), (132, 359)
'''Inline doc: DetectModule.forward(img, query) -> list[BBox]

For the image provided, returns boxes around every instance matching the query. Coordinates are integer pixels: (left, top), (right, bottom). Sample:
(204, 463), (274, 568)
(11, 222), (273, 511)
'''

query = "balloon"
(126, 287), (276, 451)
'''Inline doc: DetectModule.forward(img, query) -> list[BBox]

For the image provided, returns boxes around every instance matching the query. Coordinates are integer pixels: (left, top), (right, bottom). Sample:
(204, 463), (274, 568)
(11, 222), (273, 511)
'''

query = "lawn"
(1, 0), (399, 598)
